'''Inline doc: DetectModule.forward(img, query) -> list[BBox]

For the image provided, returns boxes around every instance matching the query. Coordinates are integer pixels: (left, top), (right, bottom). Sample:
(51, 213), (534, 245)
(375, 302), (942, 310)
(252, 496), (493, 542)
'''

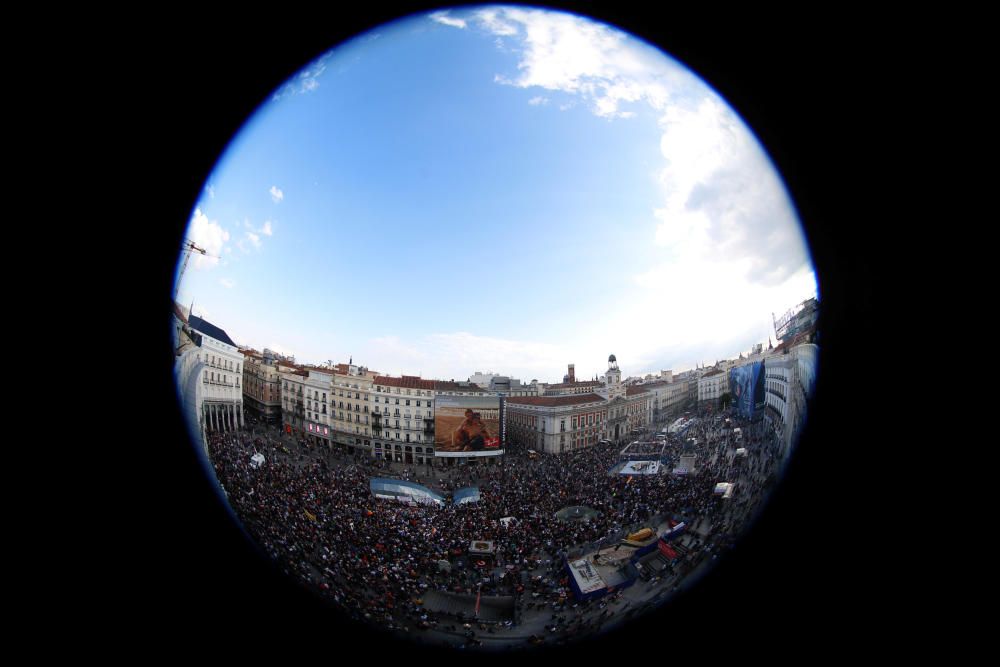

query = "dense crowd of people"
(205, 407), (784, 646)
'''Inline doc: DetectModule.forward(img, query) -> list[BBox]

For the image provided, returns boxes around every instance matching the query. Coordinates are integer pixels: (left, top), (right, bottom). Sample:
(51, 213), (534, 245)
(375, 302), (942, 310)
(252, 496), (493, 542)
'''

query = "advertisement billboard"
(434, 395), (504, 457)
(730, 361), (766, 419)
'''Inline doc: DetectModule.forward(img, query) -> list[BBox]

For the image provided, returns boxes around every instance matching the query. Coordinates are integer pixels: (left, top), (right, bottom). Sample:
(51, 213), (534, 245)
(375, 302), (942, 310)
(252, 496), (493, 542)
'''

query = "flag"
(304, 510), (316, 522)
(474, 586), (481, 617)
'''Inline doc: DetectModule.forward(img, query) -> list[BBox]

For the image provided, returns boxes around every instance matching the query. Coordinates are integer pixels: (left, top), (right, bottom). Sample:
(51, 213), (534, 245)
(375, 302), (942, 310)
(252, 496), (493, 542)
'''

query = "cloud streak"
(272, 51), (333, 100)
(430, 11), (466, 29)
(269, 185), (284, 203)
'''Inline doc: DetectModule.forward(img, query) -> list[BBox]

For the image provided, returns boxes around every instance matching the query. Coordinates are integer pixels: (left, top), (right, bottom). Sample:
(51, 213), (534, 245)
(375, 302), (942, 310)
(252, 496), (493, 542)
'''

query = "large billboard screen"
(730, 361), (766, 419)
(434, 395), (504, 457)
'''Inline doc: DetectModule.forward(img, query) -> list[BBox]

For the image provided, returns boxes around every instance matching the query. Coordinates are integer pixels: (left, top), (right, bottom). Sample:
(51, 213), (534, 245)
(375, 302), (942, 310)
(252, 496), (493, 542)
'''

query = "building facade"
(764, 343), (818, 461)
(698, 368), (728, 409)
(639, 378), (692, 426)
(483, 375), (541, 397)
(241, 349), (282, 423)
(372, 375), (439, 465)
(505, 355), (652, 454)
(506, 393), (609, 454)
(302, 368), (334, 448)
(330, 363), (376, 456)
(173, 305), (245, 454)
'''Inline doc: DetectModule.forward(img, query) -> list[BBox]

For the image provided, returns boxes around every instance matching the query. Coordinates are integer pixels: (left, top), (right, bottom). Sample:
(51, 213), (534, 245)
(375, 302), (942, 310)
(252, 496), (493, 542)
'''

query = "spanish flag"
(304, 509), (317, 522)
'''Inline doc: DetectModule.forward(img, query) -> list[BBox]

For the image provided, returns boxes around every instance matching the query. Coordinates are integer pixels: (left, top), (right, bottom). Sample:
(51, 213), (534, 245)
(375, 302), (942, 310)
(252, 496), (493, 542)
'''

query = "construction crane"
(175, 239), (218, 297)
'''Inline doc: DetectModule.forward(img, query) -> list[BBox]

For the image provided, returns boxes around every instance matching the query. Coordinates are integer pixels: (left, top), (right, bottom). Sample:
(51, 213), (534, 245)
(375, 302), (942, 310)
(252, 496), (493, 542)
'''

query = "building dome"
(609, 354), (616, 363)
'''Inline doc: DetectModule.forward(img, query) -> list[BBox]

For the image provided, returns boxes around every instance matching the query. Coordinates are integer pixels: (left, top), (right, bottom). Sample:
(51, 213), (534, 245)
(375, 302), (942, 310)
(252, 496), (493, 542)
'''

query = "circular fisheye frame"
(171, 5), (819, 651)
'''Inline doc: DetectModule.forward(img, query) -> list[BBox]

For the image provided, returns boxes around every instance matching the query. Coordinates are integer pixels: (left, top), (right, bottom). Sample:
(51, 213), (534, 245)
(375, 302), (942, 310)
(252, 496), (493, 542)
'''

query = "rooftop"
(188, 314), (237, 348)
(545, 380), (603, 390)
(507, 393), (606, 408)
(375, 375), (437, 390)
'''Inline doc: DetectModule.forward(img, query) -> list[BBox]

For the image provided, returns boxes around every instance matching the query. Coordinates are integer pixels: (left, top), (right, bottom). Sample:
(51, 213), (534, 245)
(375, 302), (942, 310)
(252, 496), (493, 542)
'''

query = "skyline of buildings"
(173, 294), (817, 465)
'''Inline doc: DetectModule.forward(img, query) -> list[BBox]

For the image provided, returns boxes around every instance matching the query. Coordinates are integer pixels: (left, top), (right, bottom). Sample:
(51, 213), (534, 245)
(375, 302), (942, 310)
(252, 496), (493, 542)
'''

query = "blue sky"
(176, 6), (817, 383)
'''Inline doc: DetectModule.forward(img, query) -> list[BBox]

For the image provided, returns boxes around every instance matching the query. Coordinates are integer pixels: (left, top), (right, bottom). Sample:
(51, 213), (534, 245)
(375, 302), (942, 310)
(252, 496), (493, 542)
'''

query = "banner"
(658, 540), (678, 560)
(730, 361), (765, 419)
(434, 395), (504, 457)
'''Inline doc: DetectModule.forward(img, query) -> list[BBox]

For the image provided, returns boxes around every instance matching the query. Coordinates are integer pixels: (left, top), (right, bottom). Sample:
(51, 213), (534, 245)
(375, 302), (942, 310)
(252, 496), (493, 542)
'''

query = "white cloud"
(479, 8), (674, 119)
(205, 185), (215, 199)
(186, 208), (229, 270)
(272, 51), (333, 100)
(246, 232), (261, 249)
(269, 185), (284, 203)
(475, 8), (518, 35)
(619, 261), (818, 369)
(528, 96), (548, 106)
(220, 278), (236, 289)
(430, 11), (466, 29)
(261, 220), (273, 236)
(474, 7), (810, 289)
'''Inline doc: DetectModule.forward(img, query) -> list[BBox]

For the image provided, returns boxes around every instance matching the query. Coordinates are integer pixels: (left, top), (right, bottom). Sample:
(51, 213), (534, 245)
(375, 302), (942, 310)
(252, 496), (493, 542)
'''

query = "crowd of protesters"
(205, 406), (785, 646)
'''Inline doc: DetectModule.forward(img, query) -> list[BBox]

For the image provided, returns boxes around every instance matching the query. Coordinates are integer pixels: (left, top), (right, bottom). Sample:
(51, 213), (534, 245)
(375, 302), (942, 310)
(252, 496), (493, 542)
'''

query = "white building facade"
(698, 369), (728, 407)
(372, 375), (440, 465)
(764, 343), (819, 461)
(174, 307), (245, 453)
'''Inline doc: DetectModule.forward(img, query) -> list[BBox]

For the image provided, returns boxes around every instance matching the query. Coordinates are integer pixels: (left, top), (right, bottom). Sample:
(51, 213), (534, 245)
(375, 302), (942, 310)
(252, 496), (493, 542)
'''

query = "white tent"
(713, 482), (734, 498)
(250, 453), (265, 469)
(500, 516), (517, 529)
(735, 448), (747, 457)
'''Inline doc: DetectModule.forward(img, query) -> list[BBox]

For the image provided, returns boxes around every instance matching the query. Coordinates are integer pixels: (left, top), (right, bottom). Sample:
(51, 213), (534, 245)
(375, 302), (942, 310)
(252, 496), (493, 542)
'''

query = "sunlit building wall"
(373, 375), (439, 465)
(241, 349), (282, 424)
(330, 363), (377, 456)
(506, 393), (609, 454)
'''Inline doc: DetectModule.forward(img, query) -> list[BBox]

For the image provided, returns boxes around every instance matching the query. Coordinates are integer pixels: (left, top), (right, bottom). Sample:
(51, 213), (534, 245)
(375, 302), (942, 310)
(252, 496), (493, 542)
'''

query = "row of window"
(373, 397), (429, 407)
(204, 371), (240, 387)
(373, 444), (433, 453)
(375, 386), (430, 396)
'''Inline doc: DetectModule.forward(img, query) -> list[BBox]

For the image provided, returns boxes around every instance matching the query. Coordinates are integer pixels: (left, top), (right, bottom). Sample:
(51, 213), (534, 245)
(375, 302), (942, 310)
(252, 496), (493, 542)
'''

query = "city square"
(165, 5), (824, 652)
